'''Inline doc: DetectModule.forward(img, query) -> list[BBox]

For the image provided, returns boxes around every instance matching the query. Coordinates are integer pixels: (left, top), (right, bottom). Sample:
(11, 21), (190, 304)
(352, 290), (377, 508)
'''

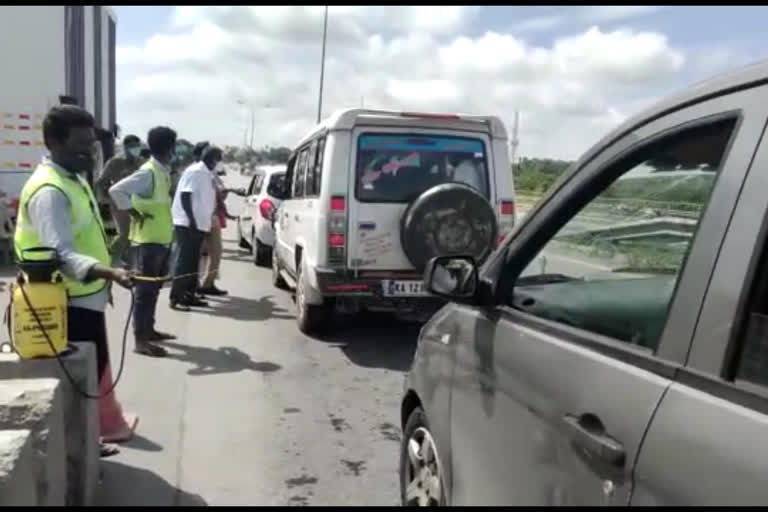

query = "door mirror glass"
(425, 256), (478, 298)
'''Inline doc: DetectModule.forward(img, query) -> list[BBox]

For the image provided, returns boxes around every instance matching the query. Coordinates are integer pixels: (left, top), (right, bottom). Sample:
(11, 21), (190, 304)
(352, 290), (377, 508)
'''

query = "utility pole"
(510, 110), (520, 169)
(249, 108), (255, 150)
(317, 5), (328, 124)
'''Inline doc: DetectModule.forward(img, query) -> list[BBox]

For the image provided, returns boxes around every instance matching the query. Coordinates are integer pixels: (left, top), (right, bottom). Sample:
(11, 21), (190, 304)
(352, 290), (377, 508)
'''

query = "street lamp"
(236, 99), (255, 150)
(317, 5), (328, 124)
(235, 100), (275, 150)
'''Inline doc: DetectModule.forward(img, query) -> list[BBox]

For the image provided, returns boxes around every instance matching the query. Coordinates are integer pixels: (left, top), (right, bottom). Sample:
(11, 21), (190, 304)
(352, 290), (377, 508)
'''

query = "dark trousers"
(67, 307), (109, 381)
(131, 243), (170, 339)
(170, 225), (205, 303)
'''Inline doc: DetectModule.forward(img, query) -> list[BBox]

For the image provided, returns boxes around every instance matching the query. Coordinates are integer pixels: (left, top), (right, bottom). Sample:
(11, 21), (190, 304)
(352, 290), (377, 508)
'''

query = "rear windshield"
(355, 133), (489, 202)
(267, 172), (286, 197)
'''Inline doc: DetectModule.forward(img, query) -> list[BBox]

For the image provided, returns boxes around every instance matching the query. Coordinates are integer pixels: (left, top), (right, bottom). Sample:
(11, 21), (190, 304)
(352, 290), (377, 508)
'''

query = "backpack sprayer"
(1, 246), (195, 400)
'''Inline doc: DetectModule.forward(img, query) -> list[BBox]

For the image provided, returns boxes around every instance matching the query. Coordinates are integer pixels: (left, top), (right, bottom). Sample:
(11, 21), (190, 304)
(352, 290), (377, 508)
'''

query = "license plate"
(382, 280), (428, 297)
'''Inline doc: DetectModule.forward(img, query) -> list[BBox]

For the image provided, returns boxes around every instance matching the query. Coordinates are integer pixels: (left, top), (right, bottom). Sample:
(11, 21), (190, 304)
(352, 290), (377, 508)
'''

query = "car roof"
(574, 58), (768, 171)
(294, 108), (508, 148)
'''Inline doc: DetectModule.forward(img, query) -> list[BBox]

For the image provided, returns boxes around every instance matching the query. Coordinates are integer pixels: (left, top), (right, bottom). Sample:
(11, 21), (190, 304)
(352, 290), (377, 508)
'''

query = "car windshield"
(355, 133), (489, 202)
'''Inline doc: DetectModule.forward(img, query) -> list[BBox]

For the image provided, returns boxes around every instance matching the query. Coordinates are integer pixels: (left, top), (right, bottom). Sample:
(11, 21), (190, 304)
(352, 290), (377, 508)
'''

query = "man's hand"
(110, 268), (136, 289)
(129, 208), (153, 228)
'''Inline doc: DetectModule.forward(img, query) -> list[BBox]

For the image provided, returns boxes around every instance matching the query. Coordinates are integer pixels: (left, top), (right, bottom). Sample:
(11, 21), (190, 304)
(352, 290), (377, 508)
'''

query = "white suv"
(271, 109), (516, 334)
(237, 165), (286, 266)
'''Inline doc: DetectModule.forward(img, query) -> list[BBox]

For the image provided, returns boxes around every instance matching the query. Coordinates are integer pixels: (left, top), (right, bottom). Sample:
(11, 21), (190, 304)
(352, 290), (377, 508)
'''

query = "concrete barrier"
(0, 378), (66, 505)
(0, 343), (98, 505)
(0, 429), (36, 506)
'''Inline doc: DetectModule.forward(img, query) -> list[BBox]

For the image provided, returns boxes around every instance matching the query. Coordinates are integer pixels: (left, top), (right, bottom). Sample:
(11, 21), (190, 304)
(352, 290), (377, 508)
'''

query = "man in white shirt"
(169, 145), (221, 310)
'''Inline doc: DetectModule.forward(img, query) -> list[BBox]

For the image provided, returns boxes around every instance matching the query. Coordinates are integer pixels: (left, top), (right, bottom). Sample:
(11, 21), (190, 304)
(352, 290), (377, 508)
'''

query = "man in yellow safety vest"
(109, 126), (177, 358)
(14, 105), (138, 455)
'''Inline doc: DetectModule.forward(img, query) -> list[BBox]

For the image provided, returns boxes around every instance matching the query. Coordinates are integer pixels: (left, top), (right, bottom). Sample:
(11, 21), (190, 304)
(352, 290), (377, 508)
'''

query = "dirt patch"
(329, 413), (350, 433)
(341, 459), (366, 477)
(379, 422), (401, 443)
(285, 474), (318, 489)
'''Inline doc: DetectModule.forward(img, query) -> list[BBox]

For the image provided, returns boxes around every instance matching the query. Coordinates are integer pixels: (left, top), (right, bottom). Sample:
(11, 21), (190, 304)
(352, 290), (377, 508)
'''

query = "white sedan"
(237, 165), (286, 267)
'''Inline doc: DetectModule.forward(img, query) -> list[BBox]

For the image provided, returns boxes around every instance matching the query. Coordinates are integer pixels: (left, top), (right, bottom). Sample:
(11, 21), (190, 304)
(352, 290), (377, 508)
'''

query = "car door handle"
(562, 413), (625, 467)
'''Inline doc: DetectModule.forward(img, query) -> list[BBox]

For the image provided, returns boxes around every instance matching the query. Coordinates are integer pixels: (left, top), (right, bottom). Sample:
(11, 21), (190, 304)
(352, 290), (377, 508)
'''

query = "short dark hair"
(42, 105), (95, 148)
(147, 126), (177, 156)
(193, 141), (210, 161)
(201, 146), (223, 166)
(123, 134), (141, 147)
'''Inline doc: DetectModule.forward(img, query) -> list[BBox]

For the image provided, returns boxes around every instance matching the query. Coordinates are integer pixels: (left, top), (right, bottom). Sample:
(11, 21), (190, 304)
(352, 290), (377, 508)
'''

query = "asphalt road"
(95, 183), (417, 506)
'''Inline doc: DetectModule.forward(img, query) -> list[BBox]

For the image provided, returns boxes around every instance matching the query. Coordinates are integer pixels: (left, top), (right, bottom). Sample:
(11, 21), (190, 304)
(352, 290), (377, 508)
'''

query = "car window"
(355, 133), (489, 202)
(293, 147), (308, 198)
(730, 234), (768, 389)
(250, 173), (264, 195)
(510, 117), (737, 351)
(267, 172), (286, 198)
(307, 136), (325, 197)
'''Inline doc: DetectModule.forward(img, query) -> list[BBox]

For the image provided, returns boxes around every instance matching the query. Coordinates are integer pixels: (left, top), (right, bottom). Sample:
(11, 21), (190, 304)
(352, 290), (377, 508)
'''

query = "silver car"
(400, 59), (768, 506)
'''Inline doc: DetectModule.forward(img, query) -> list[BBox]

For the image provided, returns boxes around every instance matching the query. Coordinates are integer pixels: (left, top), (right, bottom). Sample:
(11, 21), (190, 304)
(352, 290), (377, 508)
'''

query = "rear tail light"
(330, 196), (346, 212)
(10, 198), (19, 214)
(259, 199), (276, 220)
(328, 195), (347, 265)
(497, 235), (505, 247)
(500, 201), (515, 216)
(328, 233), (345, 247)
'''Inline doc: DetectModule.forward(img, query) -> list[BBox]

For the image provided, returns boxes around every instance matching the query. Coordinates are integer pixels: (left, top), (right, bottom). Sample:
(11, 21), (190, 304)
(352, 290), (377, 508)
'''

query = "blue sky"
(113, 6), (768, 159)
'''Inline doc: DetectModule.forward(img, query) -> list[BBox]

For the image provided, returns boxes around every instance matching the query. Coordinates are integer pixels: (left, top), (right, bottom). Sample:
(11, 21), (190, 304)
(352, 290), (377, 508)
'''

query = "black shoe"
(147, 330), (177, 341)
(185, 296), (210, 308)
(198, 285), (228, 296)
(169, 299), (191, 312)
(134, 341), (168, 358)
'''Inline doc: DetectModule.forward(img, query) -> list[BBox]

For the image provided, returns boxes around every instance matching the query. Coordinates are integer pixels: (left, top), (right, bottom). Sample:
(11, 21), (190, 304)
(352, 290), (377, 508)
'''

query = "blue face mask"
(127, 146), (141, 159)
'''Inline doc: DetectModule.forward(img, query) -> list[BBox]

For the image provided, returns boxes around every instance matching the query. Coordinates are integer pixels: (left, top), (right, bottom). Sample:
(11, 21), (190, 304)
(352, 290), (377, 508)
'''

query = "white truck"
(0, 6), (118, 221)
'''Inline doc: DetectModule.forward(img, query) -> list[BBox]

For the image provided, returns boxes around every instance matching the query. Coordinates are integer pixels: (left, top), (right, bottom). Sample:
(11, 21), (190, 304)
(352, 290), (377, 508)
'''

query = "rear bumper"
(314, 267), (441, 302)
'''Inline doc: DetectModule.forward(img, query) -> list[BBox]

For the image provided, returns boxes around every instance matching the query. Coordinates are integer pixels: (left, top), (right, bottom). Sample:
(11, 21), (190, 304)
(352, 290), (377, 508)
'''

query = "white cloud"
(117, 6), (690, 160)
(512, 5), (663, 34)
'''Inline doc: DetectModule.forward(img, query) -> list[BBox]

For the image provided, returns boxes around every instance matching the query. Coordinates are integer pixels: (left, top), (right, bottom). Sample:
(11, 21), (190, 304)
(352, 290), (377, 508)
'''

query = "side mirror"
(424, 255), (478, 300)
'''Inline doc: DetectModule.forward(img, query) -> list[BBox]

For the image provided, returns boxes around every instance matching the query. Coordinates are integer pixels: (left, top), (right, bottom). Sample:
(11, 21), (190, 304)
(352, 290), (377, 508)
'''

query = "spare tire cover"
(400, 183), (498, 272)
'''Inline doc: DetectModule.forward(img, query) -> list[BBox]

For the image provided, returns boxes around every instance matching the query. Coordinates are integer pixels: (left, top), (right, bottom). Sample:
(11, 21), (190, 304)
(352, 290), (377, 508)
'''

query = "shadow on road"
(123, 434), (163, 452)
(317, 313), (420, 372)
(97, 460), (207, 506)
(161, 341), (282, 376)
(194, 294), (293, 322)
(220, 246), (251, 263)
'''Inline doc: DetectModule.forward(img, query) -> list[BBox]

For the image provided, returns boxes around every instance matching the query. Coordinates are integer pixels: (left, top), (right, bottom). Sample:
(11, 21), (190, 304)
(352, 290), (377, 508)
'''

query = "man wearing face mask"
(109, 126), (178, 358)
(14, 105), (138, 455)
(169, 145), (222, 310)
(95, 134), (144, 263)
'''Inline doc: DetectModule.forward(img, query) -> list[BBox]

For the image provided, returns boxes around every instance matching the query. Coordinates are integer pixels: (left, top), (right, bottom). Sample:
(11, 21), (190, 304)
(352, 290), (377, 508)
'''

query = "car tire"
(400, 407), (446, 506)
(254, 237), (272, 267)
(295, 263), (331, 335)
(271, 248), (288, 290)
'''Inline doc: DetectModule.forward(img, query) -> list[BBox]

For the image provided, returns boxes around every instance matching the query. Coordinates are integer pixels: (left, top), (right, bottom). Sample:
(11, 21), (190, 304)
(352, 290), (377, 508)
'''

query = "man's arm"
(95, 156), (126, 197)
(26, 187), (133, 287)
(108, 168), (155, 233)
(180, 192), (197, 231)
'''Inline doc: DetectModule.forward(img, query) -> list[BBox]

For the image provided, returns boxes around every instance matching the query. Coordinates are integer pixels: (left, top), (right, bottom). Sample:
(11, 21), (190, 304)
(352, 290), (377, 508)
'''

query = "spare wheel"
(400, 183), (497, 273)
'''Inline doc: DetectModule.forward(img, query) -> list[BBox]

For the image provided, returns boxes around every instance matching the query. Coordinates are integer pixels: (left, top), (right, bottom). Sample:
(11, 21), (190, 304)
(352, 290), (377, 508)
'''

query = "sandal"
(100, 443), (120, 458)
